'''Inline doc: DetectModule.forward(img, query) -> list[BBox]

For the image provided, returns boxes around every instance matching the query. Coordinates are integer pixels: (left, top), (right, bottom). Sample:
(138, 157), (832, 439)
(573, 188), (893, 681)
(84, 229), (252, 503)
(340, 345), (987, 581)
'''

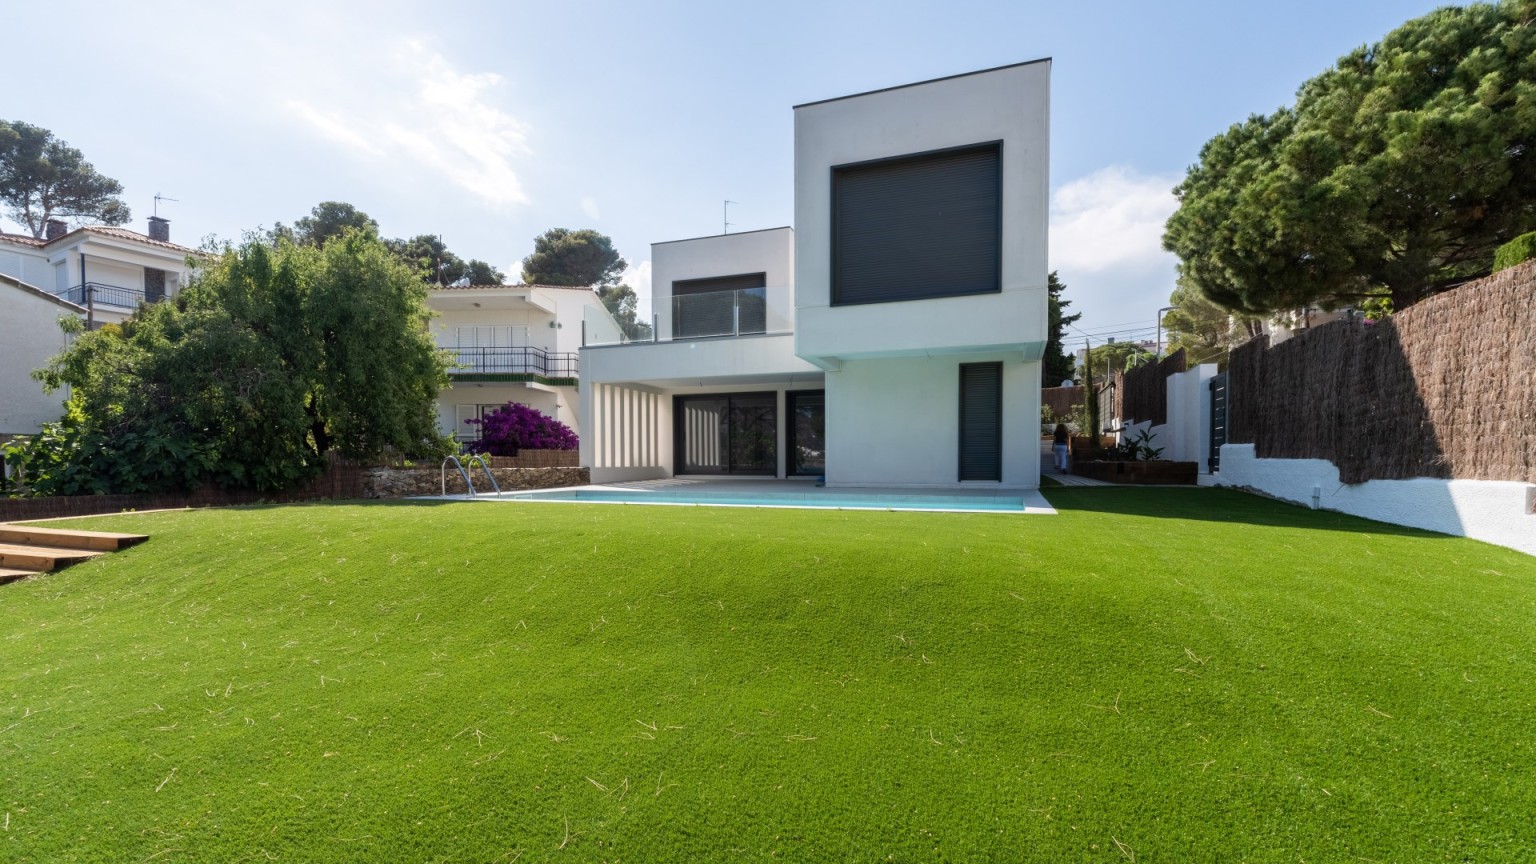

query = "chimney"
(147, 216), (170, 242)
(44, 219), (68, 240)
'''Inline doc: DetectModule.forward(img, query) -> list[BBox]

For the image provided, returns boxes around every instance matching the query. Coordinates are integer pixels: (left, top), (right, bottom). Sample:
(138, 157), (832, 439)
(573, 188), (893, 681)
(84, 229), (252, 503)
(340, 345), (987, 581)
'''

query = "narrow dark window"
(833, 142), (1001, 306)
(959, 363), (1003, 481)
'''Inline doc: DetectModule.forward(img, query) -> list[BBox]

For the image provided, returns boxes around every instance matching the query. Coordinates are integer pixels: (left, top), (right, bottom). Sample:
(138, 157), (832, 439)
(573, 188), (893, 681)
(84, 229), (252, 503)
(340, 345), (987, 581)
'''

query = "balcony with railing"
(443, 345), (579, 384)
(56, 281), (166, 310)
(583, 285), (792, 347)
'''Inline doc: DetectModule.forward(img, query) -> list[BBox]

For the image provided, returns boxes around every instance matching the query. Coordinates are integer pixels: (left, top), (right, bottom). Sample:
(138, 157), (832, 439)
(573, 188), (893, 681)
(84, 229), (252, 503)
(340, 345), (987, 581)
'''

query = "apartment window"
(832, 142), (1001, 306)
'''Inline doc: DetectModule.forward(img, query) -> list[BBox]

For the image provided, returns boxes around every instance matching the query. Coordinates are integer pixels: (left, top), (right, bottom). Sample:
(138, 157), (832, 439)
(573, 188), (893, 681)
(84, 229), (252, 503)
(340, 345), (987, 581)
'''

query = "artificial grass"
(2, 489), (1533, 862)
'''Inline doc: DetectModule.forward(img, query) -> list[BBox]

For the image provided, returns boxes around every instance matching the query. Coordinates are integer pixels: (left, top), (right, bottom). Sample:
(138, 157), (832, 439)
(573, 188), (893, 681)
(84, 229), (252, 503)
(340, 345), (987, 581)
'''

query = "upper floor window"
(832, 142), (1001, 306)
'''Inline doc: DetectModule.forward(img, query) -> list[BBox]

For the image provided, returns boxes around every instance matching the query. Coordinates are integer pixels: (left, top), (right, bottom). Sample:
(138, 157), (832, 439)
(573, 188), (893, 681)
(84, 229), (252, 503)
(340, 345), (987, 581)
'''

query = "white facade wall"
(793, 61), (1051, 364)
(436, 384), (575, 442)
(0, 246), (52, 287)
(826, 354), (1041, 487)
(0, 282), (78, 436)
(1214, 444), (1536, 558)
(651, 228), (795, 341)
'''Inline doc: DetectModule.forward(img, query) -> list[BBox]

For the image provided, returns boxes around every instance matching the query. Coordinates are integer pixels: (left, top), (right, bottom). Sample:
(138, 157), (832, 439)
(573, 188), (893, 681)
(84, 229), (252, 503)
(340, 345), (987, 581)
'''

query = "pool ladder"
(441, 455), (502, 498)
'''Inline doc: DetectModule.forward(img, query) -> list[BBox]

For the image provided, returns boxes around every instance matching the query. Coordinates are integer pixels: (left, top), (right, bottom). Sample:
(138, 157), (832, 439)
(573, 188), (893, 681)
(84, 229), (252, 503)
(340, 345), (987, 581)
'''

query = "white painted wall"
(540, 287), (604, 355)
(826, 354), (1040, 487)
(0, 281), (77, 436)
(0, 245), (52, 287)
(436, 384), (574, 442)
(793, 61), (1051, 364)
(651, 228), (794, 341)
(582, 333), (819, 386)
(1215, 444), (1536, 558)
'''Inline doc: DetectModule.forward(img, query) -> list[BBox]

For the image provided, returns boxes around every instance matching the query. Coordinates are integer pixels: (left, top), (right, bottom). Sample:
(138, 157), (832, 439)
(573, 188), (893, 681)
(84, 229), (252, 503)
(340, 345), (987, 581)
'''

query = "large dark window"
(675, 392), (777, 475)
(958, 363), (1003, 482)
(672, 272), (767, 339)
(832, 142), (1001, 306)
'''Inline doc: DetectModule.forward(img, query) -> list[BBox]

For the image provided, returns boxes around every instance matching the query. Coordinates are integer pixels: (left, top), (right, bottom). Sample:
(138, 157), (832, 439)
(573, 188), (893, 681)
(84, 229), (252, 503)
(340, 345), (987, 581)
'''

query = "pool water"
(498, 488), (1031, 513)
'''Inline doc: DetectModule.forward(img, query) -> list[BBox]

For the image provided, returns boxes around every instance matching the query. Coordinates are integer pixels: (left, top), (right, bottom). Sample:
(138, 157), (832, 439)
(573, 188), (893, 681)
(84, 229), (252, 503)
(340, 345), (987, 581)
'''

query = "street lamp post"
(1156, 306), (1179, 357)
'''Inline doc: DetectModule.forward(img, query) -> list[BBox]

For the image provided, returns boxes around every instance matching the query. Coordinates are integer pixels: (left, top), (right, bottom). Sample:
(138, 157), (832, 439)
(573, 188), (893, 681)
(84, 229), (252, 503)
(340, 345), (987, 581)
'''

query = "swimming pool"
(495, 486), (1051, 514)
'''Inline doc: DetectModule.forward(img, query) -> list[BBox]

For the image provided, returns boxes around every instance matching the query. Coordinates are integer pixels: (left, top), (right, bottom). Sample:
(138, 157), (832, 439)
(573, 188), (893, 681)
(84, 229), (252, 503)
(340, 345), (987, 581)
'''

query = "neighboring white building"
(427, 283), (609, 444)
(581, 60), (1051, 487)
(0, 217), (199, 327)
(0, 217), (201, 441)
(0, 272), (85, 438)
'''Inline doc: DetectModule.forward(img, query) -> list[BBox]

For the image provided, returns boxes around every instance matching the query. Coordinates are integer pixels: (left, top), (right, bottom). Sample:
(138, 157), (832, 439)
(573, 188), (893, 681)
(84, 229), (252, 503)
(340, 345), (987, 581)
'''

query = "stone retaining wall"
(363, 467), (588, 498)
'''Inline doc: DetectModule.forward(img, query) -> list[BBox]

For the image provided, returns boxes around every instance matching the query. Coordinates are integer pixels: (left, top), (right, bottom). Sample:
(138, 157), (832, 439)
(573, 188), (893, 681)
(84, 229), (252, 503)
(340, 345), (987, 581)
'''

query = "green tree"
(596, 283), (653, 341)
(1082, 341), (1156, 379)
(15, 230), (449, 495)
(1164, 1), (1536, 315)
(521, 228), (626, 287)
(1160, 280), (1255, 366)
(387, 234), (504, 286)
(282, 201), (379, 247)
(0, 120), (131, 237)
(1043, 271), (1081, 386)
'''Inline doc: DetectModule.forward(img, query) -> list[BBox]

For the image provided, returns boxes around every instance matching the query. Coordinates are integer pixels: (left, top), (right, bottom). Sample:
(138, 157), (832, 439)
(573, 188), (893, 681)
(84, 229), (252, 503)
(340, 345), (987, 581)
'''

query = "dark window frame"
(830, 140), (1004, 307)
(672, 391), (779, 476)
(958, 362), (1004, 482)
(785, 389), (826, 477)
(671, 272), (767, 297)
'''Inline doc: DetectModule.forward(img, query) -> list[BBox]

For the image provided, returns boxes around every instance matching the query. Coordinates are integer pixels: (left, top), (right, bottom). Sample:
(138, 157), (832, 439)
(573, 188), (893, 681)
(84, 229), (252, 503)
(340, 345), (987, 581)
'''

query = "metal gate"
(1208, 373), (1228, 472)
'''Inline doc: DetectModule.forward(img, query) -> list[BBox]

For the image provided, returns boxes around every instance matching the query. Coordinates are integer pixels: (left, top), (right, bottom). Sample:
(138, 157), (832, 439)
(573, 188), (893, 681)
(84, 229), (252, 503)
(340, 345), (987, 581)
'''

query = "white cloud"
(580, 197), (601, 220)
(283, 101), (386, 158)
(1049, 166), (1182, 338)
(286, 40), (530, 208)
(621, 260), (652, 318)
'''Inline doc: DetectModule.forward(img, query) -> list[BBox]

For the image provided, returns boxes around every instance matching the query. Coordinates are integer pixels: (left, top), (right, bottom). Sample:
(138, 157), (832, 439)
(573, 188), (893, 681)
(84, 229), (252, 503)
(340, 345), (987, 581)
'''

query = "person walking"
(1052, 423), (1070, 472)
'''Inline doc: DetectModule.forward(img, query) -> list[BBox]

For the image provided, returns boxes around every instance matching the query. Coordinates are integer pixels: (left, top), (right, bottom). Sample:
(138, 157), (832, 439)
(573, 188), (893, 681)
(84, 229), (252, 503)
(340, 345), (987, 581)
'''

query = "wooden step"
(0, 524), (148, 552)
(0, 568), (37, 585)
(0, 543), (102, 572)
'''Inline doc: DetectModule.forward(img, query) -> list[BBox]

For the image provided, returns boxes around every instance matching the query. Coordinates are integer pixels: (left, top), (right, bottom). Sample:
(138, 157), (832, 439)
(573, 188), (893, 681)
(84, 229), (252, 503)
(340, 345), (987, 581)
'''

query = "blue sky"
(4, 0), (1445, 339)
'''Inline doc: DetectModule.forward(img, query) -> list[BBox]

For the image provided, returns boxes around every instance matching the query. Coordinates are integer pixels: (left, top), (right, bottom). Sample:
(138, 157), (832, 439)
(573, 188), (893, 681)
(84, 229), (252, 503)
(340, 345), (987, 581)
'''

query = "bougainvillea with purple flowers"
(465, 402), (578, 455)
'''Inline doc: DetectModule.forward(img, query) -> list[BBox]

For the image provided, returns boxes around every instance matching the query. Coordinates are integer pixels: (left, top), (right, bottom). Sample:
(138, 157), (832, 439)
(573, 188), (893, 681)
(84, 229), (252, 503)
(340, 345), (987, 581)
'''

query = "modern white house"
(427, 283), (608, 443)
(580, 60), (1051, 487)
(0, 217), (200, 441)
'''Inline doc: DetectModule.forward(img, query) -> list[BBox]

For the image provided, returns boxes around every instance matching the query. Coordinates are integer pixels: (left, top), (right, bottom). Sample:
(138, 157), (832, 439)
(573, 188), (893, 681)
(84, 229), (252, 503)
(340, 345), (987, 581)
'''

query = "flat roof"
(793, 58), (1051, 109)
(651, 226), (793, 247)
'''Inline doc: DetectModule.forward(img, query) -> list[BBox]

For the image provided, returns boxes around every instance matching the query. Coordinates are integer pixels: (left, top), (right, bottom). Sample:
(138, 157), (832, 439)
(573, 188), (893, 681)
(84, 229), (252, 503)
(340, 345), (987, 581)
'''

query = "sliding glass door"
(675, 393), (777, 475)
(787, 390), (825, 476)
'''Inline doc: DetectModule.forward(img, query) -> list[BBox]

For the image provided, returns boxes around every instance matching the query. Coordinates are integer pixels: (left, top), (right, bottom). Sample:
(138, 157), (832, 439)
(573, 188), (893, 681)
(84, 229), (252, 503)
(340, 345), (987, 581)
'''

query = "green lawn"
(2, 489), (1533, 862)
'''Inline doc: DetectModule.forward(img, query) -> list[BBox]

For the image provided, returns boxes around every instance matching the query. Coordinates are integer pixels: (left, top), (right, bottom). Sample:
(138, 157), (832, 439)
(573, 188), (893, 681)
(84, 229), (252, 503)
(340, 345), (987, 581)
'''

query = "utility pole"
(723, 200), (736, 235)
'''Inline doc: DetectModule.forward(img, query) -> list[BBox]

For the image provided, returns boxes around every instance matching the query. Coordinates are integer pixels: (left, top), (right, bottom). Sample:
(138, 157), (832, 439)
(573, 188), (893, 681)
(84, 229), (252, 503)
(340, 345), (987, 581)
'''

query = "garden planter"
(1072, 460), (1198, 485)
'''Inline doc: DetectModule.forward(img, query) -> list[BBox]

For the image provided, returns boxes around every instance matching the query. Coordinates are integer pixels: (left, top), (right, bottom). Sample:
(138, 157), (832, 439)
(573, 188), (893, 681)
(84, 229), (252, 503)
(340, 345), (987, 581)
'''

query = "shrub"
(465, 402), (578, 456)
(1493, 231), (1536, 273)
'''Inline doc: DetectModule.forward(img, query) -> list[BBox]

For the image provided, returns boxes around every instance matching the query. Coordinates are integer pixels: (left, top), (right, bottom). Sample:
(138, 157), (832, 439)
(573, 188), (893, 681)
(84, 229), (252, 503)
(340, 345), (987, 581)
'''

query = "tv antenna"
(153, 193), (179, 217)
(723, 200), (737, 235)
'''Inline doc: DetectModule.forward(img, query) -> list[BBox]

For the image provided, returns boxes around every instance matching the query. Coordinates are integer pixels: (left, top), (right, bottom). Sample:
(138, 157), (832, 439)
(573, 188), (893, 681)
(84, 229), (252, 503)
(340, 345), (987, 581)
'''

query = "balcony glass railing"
(583, 285), (791, 347)
(444, 346), (578, 379)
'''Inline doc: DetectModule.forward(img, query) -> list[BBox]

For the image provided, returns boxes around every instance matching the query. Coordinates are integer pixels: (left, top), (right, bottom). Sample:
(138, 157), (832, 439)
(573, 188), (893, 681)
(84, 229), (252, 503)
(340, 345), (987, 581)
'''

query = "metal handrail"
(467, 454), (501, 497)
(441, 455), (477, 497)
(57, 281), (165, 309)
(439, 454), (502, 498)
(442, 345), (579, 378)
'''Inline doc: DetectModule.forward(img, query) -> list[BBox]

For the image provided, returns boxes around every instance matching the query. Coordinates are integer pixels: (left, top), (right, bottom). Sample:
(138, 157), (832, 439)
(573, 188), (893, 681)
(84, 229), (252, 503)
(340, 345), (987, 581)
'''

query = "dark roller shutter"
(672, 272), (767, 296)
(833, 142), (1001, 306)
(959, 363), (1003, 481)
